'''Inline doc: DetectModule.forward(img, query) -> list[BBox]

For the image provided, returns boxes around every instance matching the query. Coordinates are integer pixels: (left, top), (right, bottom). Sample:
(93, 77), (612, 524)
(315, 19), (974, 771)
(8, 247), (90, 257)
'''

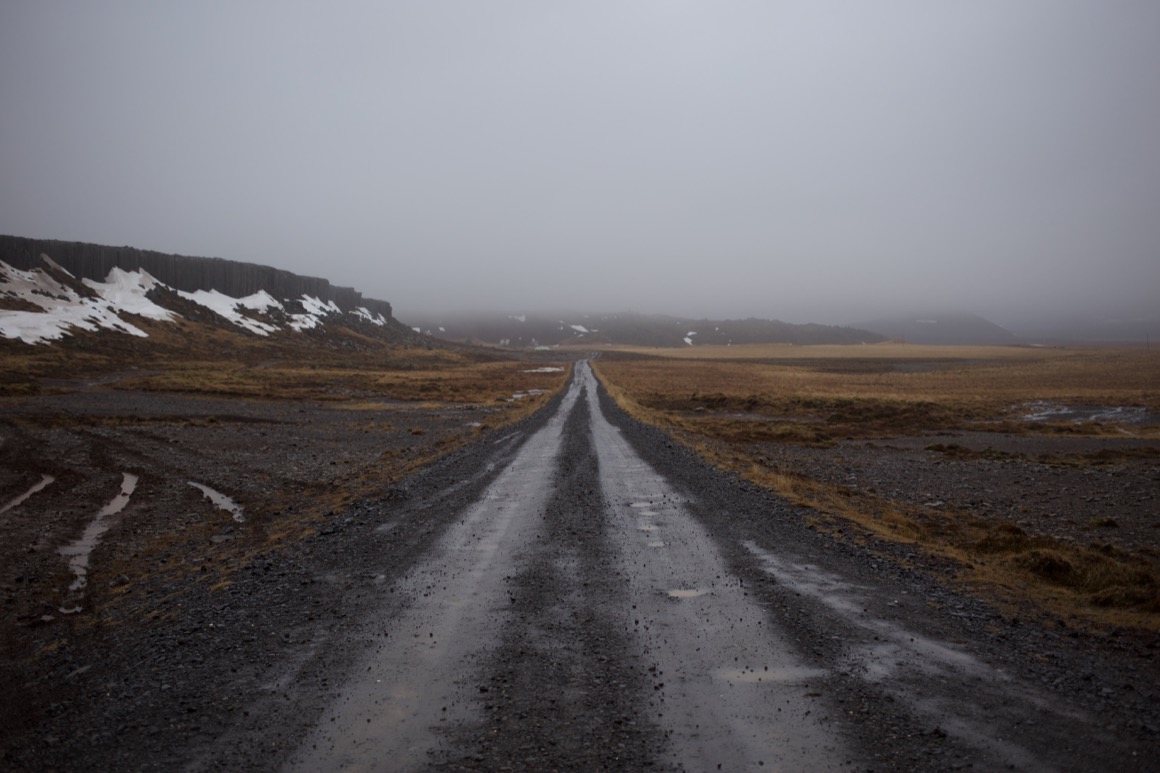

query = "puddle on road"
(638, 509), (659, 516)
(630, 502), (653, 509)
(189, 481), (245, 522)
(647, 541), (666, 548)
(715, 666), (827, 684)
(0, 473), (55, 515)
(59, 472), (138, 611)
(667, 588), (706, 599)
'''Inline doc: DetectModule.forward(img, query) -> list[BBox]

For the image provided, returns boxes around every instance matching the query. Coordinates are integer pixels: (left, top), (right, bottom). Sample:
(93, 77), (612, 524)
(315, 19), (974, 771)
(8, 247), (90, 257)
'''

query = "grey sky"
(2, 2), (1157, 326)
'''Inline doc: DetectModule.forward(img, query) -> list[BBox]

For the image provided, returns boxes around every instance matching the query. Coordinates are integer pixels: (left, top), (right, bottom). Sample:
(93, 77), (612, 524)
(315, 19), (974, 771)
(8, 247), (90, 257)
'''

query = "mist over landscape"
(2, 2), (1158, 336)
(6, 6), (1160, 769)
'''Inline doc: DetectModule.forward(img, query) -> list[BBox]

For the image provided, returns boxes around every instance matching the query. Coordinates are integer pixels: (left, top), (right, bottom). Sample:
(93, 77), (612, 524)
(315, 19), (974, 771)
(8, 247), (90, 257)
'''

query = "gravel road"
(3, 361), (1158, 771)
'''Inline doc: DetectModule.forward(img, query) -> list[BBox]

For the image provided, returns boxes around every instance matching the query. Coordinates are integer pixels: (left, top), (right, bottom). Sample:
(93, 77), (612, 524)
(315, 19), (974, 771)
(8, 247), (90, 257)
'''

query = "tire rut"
(439, 387), (670, 771)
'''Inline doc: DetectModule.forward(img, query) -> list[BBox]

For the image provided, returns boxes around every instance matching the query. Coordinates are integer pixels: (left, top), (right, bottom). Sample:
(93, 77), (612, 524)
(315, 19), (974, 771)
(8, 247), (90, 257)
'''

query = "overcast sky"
(2, 2), (1157, 326)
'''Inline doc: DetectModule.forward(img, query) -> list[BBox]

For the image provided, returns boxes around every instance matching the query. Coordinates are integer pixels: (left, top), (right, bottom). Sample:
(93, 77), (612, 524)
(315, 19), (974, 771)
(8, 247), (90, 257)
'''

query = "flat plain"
(3, 334), (1160, 770)
(592, 343), (1160, 630)
(0, 332), (569, 762)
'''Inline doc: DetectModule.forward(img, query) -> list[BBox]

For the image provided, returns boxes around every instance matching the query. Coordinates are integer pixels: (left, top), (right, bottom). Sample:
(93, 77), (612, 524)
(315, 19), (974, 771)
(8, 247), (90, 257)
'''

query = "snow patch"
(179, 288), (279, 336)
(352, 306), (386, 326)
(84, 267), (175, 322)
(1, 260), (387, 344)
(0, 262), (158, 344)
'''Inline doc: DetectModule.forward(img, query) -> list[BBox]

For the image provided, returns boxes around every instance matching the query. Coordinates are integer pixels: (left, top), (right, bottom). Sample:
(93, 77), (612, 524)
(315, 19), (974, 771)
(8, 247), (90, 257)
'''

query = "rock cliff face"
(0, 235), (392, 319)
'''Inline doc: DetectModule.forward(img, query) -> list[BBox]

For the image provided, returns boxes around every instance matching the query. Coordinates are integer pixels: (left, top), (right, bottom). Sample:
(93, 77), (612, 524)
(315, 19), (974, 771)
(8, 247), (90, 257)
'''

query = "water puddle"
(630, 502), (653, 509)
(715, 666), (827, 684)
(510, 389), (548, 400)
(638, 509), (659, 516)
(0, 473), (55, 515)
(59, 472), (138, 611)
(522, 367), (564, 373)
(647, 540), (665, 548)
(667, 588), (706, 599)
(1019, 401), (1154, 425)
(189, 482), (245, 522)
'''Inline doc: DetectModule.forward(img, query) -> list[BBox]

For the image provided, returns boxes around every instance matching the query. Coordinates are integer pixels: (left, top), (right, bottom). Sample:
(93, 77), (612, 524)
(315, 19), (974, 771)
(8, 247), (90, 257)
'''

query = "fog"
(2, 2), (1157, 328)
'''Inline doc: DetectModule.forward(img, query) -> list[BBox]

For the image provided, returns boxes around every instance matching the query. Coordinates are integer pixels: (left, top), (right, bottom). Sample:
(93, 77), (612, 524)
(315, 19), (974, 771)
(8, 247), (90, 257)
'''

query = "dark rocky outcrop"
(0, 235), (392, 319)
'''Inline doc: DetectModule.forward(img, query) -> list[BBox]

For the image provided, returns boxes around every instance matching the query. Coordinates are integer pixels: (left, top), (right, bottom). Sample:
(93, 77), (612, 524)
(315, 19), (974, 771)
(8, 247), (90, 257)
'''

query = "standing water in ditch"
(58, 472), (138, 613)
(189, 482), (245, 522)
(0, 473), (55, 515)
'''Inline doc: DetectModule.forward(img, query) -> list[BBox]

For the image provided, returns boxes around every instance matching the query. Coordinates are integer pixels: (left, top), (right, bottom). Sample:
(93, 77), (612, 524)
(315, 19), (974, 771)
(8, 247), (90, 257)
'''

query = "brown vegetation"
(0, 325), (570, 640)
(593, 344), (1160, 629)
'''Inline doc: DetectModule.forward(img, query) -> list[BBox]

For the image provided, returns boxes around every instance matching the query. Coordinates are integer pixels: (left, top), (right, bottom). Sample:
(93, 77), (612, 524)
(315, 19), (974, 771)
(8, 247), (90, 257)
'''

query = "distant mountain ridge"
(0, 235), (392, 320)
(405, 311), (886, 348)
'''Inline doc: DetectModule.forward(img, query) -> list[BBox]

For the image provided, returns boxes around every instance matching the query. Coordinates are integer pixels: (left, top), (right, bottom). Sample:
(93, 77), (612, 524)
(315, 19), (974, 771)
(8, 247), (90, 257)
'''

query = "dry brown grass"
(3, 332), (573, 624)
(591, 341), (1055, 361)
(110, 357), (566, 410)
(595, 346), (1160, 442)
(593, 346), (1160, 630)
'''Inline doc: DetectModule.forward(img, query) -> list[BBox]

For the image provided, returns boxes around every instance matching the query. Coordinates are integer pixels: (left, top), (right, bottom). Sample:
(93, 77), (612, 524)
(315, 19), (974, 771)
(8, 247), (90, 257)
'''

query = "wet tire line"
(580, 362), (848, 771)
(440, 380), (667, 770)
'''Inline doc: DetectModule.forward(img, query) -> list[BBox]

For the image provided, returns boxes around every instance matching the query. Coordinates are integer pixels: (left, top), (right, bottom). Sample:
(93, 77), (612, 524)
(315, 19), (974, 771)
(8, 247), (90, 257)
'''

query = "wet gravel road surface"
(5, 362), (1158, 771)
(281, 362), (1157, 771)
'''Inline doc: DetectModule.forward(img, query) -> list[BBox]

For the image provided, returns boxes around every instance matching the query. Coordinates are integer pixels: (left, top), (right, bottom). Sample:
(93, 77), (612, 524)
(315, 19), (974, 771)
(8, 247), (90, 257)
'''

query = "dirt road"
(4, 362), (1157, 771)
(280, 362), (1152, 771)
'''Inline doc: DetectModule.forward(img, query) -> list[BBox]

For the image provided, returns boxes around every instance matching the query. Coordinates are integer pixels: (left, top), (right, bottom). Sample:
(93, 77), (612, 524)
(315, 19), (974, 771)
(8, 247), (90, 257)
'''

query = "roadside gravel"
(597, 382), (1160, 771)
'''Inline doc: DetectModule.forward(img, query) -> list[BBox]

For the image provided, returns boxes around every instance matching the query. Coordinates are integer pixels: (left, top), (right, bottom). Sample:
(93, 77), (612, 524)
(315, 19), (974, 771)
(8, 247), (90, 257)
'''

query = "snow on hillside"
(177, 288), (280, 336)
(0, 260), (389, 345)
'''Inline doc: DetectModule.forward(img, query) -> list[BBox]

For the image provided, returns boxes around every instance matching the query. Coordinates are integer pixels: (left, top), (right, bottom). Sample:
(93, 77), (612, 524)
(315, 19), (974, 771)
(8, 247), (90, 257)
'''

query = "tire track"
(440, 385), (669, 770)
(284, 376), (583, 771)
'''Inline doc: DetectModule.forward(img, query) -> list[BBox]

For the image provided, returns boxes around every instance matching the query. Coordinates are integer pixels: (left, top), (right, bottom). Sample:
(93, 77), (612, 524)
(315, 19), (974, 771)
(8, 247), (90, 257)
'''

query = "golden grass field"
(2, 326), (569, 423)
(592, 343), (1160, 630)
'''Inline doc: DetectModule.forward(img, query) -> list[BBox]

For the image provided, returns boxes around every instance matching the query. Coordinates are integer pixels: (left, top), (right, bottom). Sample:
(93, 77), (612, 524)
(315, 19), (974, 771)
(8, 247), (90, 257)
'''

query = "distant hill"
(0, 235), (393, 320)
(0, 236), (414, 347)
(1007, 306), (1159, 344)
(403, 311), (885, 348)
(857, 313), (1018, 345)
